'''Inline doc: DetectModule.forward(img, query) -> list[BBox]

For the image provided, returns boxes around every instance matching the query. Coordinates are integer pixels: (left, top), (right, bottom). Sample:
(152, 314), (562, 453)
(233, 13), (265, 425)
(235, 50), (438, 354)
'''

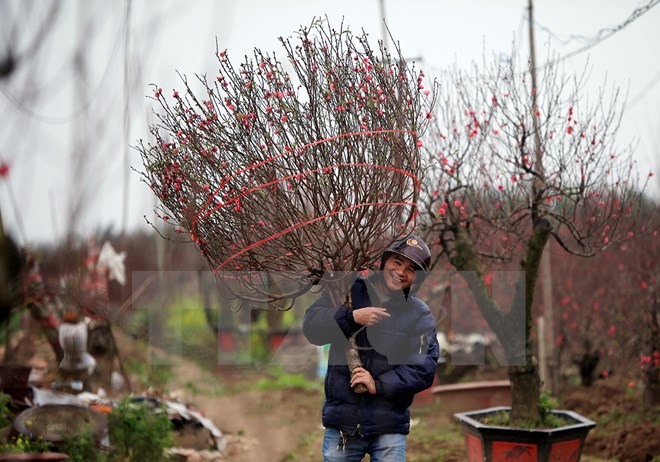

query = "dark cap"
(380, 235), (431, 273)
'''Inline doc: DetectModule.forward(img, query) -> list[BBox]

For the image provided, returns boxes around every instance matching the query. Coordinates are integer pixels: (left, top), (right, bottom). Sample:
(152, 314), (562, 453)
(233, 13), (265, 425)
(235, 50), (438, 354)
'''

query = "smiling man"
(303, 235), (439, 462)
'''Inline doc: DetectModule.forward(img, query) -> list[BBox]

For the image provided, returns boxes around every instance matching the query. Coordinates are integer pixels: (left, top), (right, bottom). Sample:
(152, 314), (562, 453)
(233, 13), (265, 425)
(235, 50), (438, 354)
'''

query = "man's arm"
(302, 291), (360, 345)
(302, 291), (390, 345)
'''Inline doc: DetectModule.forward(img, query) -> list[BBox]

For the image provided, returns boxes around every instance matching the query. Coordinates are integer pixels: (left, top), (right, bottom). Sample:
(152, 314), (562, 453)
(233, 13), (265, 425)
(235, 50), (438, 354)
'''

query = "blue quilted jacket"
(302, 276), (439, 437)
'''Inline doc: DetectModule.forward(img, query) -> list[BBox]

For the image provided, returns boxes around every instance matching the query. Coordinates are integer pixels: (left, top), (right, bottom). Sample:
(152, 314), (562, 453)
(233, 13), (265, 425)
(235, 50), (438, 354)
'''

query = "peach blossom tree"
(417, 51), (651, 425)
(136, 19), (438, 379)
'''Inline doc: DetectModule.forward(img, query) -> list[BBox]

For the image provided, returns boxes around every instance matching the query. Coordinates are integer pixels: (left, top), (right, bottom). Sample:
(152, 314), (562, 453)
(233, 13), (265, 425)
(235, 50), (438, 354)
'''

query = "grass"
(406, 405), (465, 462)
(283, 428), (325, 462)
(255, 366), (322, 392)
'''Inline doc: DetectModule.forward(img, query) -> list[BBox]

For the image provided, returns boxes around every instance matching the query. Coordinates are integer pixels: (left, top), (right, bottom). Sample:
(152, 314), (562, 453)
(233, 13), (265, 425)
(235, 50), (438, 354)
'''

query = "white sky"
(1, 0), (659, 245)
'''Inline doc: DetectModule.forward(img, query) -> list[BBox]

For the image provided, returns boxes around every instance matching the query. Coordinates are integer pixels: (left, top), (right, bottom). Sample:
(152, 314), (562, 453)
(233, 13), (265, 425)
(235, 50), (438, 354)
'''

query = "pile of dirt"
(561, 377), (660, 462)
(587, 424), (660, 462)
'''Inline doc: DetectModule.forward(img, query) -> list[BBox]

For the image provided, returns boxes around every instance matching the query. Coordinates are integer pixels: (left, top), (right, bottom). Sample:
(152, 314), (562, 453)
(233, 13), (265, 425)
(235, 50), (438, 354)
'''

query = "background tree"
(137, 18), (437, 385)
(551, 245), (629, 388)
(417, 49), (651, 425)
(550, 203), (659, 392)
(619, 207), (660, 409)
(0, 209), (26, 356)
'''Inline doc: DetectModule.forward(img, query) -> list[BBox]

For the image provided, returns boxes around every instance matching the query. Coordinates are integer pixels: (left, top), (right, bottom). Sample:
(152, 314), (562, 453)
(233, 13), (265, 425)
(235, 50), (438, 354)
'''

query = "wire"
(532, 0), (660, 113)
(627, 67), (660, 110)
(532, 0), (656, 45)
(533, 0), (660, 69)
(427, 1), (660, 82)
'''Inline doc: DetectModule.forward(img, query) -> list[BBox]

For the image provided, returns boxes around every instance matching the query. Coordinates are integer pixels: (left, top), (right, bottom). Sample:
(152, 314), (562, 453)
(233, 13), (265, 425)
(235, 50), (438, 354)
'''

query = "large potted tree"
(136, 18), (438, 379)
(416, 31), (651, 462)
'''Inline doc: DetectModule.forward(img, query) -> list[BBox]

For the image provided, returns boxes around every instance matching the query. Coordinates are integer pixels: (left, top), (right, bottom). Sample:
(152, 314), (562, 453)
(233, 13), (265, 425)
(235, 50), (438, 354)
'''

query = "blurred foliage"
(106, 397), (173, 462)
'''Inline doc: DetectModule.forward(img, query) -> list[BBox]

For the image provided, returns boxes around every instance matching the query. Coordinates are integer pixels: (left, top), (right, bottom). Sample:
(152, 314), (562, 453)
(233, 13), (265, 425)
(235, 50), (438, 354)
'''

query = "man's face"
(381, 254), (418, 293)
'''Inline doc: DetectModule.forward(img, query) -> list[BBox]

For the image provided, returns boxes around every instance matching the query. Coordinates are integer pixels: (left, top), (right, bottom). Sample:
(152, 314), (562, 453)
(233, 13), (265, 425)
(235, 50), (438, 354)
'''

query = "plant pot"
(454, 406), (596, 462)
(0, 365), (32, 405)
(267, 330), (288, 353)
(217, 329), (237, 353)
(13, 405), (107, 443)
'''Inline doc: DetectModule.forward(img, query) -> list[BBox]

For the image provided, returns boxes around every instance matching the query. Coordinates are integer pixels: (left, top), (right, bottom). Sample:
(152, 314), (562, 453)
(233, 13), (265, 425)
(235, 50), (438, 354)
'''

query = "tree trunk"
(26, 301), (64, 362)
(343, 290), (368, 394)
(324, 273), (368, 394)
(449, 221), (551, 426)
(507, 219), (552, 426)
(578, 352), (600, 387)
(643, 369), (660, 409)
(87, 318), (117, 392)
(200, 271), (218, 332)
(509, 364), (541, 425)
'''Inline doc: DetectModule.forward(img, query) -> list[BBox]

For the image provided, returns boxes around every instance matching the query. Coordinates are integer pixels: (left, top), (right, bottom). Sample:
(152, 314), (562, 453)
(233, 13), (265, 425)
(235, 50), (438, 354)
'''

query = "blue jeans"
(322, 427), (406, 462)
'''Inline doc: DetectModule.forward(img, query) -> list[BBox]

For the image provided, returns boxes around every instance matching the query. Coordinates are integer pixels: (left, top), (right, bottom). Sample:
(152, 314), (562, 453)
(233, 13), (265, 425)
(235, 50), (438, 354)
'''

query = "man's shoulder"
(408, 296), (435, 326)
(409, 294), (431, 312)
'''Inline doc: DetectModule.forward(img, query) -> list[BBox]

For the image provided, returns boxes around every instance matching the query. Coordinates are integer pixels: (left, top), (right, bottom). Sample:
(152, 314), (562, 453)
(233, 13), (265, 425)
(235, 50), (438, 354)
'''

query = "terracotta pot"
(217, 329), (237, 353)
(454, 406), (596, 462)
(267, 331), (288, 353)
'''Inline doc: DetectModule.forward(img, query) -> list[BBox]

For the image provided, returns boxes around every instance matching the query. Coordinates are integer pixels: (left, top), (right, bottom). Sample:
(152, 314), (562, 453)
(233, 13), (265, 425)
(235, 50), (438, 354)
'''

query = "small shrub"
(58, 430), (106, 462)
(0, 434), (52, 454)
(479, 392), (574, 429)
(106, 397), (173, 462)
(538, 391), (567, 428)
(0, 392), (13, 429)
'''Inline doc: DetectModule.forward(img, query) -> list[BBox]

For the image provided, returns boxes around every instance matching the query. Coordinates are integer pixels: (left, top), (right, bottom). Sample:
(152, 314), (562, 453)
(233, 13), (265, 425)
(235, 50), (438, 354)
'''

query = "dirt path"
(15, 330), (324, 462)
(163, 362), (324, 462)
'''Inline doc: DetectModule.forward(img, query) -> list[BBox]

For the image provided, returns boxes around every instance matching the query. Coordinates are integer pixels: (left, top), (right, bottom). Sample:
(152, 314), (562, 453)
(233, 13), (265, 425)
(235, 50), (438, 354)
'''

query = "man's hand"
(350, 367), (377, 394)
(352, 307), (390, 326)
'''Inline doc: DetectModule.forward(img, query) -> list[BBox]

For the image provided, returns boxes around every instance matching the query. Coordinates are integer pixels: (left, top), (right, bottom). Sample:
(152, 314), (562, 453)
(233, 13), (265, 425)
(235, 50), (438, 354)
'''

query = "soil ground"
(8, 330), (660, 462)
(135, 341), (660, 462)
(156, 351), (660, 462)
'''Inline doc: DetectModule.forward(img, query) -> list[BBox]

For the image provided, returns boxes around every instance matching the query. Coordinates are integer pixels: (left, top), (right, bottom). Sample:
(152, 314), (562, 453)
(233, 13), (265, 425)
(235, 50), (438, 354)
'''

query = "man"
(303, 235), (439, 462)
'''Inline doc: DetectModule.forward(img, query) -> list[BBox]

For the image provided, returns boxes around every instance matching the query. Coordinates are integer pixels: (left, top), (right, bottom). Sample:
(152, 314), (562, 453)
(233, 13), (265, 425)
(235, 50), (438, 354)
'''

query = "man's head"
(379, 235), (431, 293)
